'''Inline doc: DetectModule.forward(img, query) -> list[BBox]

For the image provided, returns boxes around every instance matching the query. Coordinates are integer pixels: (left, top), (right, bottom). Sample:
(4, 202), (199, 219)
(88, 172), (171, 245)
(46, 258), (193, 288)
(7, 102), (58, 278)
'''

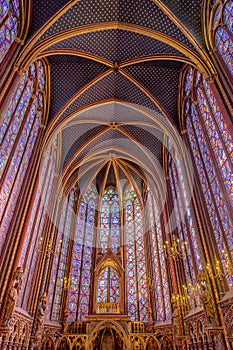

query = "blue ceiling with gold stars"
(27, 0), (206, 185)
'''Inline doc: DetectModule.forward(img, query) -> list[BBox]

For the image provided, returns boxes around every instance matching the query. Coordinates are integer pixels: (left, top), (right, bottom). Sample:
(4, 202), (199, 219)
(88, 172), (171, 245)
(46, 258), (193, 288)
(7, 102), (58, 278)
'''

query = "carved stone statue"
(172, 301), (181, 336)
(3, 267), (24, 326)
(198, 273), (217, 326)
(36, 292), (47, 335)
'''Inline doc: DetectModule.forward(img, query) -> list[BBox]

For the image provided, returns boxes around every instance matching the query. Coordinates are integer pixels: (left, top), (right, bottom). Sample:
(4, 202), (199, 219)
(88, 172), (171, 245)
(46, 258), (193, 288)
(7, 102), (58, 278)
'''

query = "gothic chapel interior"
(0, 0), (233, 349)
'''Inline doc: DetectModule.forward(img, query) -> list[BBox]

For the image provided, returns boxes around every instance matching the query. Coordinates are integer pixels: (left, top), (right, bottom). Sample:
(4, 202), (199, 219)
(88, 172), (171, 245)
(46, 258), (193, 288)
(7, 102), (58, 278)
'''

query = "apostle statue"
(172, 301), (181, 336)
(3, 267), (24, 326)
(36, 292), (47, 335)
(198, 272), (217, 326)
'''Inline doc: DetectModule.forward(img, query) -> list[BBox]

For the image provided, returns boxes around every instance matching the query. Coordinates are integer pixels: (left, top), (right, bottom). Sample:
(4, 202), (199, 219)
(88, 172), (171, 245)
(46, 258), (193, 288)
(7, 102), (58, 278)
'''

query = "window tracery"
(67, 186), (96, 322)
(168, 152), (203, 308)
(147, 190), (171, 320)
(183, 67), (233, 286)
(125, 187), (149, 322)
(97, 267), (120, 303)
(0, 0), (21, 64)
(0, 60), (46, 257)
(210, 0), (233, 76)
(99, 188), (121, 253)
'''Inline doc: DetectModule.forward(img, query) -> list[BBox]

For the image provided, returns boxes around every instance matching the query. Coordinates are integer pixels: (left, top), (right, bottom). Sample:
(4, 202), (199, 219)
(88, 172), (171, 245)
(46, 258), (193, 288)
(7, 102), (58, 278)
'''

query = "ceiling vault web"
(22, 0), (205, 198)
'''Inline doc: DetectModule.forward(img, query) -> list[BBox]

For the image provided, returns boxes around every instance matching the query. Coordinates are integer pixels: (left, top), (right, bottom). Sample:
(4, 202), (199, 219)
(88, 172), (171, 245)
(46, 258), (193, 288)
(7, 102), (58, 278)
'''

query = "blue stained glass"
(67, 186), (96, 322)
(99, 188), (120, 253)
(224, 2), (233, 34)
(0, 0), (20, 63)
(125, 187), (149, 322)
(215, 26), (233, 75)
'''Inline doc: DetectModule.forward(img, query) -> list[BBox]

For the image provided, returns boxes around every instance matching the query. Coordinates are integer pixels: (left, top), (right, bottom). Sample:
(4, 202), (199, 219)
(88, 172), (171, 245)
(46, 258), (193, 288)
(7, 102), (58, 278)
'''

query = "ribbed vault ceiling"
(25, 0), (208, 195)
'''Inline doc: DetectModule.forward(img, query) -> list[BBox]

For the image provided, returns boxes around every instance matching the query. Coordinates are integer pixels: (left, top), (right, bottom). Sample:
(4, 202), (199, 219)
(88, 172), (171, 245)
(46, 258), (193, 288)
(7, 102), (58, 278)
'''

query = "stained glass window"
(211, 0), (233, 76)
(0, 60), (46, 257)
(49, 189), (75, 321)
(97, 267), (120, 303)
(99, 188), (121, 253)
(18, 140), (57, 309)
(67, 186), (96, 322)
(147, 190), (171, 320)
(168, 152), (203, 308)
(0, 0), (21, 64)
(125, 187), (149, 322)
(183, 67), (233, 286)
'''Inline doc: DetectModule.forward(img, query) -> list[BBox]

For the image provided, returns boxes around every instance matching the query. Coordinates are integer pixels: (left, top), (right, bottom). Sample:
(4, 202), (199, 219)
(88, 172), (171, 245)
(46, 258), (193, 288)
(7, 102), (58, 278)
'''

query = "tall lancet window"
(183, 67), (233, 286)
(0, 0), (21, 64)
(168, 150), (203, 308)
(67, 186), (96, 322)
(147, 189), (171, 320)
(97, 267), (120, 303)
(210, 0), (233, 76)
(18, 137), (58, 310)
(0, 60), (46, 256)
(99, 188), (120, 253)
(125, 187), (149, 322)
(48, 188), (75, 321)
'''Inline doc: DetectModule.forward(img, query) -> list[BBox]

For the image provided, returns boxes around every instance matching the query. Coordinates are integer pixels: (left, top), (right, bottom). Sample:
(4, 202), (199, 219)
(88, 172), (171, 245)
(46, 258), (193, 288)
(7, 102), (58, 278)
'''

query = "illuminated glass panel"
(187, 114), (233, 286)
(98, 268), (108, 303)
(125, 187), (149, 322)
(213, 1), (233, 75)
(78, 198), (95, 321)
(97, 267), (120, 303)
(0, 61), (45, 256)
(168, 156), (203, 306)
(0, 0), (20, 63)
(196, 88), (233, 203)
(51, 190), (75, 321)
(148, 191), (171, 320)
(99, 188), (120, 253)
(203, 80), (233, 159)
(19, 142), (57, 309)
(67, 186), (96, 322)
(184, 68), (233, 287)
